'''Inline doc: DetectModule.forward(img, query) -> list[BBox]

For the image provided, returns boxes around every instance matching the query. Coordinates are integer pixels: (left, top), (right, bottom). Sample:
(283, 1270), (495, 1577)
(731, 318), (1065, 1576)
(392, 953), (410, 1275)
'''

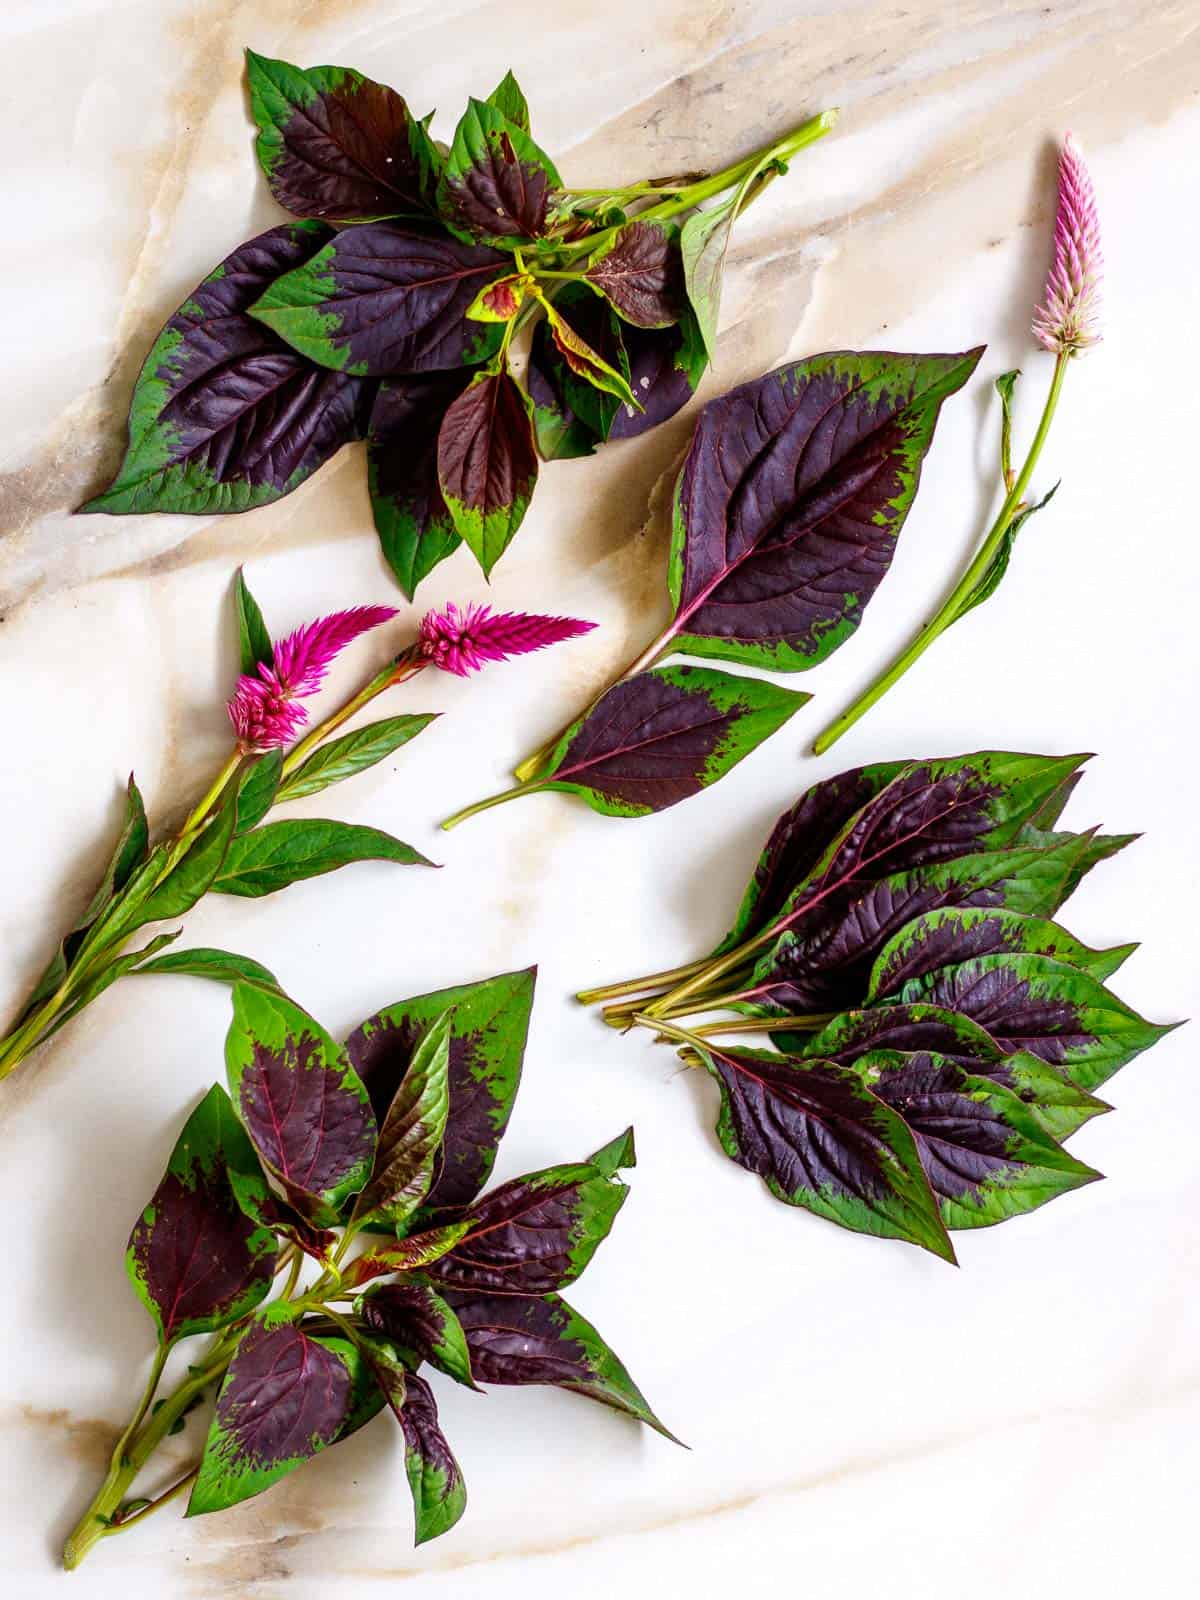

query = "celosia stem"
(280, 650), (426, 778)
(165, 750), (245, 869)
(812, 352), (1069, 755)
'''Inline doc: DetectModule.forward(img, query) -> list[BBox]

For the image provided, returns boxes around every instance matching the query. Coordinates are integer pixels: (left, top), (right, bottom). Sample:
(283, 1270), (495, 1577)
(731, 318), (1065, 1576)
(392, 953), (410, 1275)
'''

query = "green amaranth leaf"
(212, 818), (433, 897)
(276, 715), (437, 804)
(234, 568), (274, 674)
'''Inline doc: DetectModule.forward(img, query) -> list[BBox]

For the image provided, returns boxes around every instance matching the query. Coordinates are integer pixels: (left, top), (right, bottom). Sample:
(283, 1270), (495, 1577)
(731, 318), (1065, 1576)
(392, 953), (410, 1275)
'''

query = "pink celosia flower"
(1032, 131), (1103, 357)
(228, 605), (397, 751)
(417, 602), (596, 677)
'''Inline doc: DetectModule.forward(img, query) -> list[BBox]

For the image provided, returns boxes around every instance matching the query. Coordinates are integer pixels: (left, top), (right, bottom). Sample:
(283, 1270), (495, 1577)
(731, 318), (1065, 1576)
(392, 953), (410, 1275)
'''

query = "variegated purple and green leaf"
(485, 69), (531, 133)
(426, 1143), (632, 1295)
(859, 1050), (1100, 1229)
(345, 968), (535, 1215)
(438, 97), (560, 244)
(366, 373), (470, 597)
(866, 906), (1136, 999)
(84, 223), (372, 516)
(249, 225), (507, 376)
(442, 1289), (677, 1439)
(246, 50), (440, 223)
(126, 1085), (278, 1346)
(689, 1040), (955, 1260)
(225, 983), (376, 1225)
(436, 363), (538, 575)
(526, 664), (809, 818)
(187, 1320), (355, 1515)
(350, 1012), (452, 1230)
(658, 349), (984, 671)
(891, 953), (1175, 1093)
(585, 220), (683, 328)
(359, 1278), (478, 1389)
(393, 1369), (468, 1544)
(339, 1221), (473, 1290)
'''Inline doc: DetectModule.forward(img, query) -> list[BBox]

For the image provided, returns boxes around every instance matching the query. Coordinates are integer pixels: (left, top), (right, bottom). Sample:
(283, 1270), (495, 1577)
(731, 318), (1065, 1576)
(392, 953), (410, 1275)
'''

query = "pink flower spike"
(227, 604), (398, 752)
(417, 602), (597, 677)
(1032, 131), (1103, 358)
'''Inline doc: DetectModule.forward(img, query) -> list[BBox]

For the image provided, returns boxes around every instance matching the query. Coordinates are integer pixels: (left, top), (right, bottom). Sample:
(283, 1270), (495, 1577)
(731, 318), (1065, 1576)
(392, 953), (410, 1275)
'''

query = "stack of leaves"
(85, 49), (837, 596)
(441, 347), (984, 829)
(64, 970), (672, 1570)
(0, 569), (592, 1087)
(576, 752), (1177, 1260)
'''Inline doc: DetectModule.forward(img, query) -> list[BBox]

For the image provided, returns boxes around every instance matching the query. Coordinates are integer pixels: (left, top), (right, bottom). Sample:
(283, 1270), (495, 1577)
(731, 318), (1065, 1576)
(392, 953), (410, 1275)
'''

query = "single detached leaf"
(187, 1321), (352, 1515)
(895, 953), (1175, 1093)
(485, 69), (531, 133)
(226, 983), (376, 1224)
(439, 97), (561, 242)
(235, 749), (284, 833)
(394, 1369), (468, 1544)
(246, 49), (439, 222)
(339, 1221), (473, 1290)
(867, 906), (1135, 1000)
(234, 567), (274, 674)
(436, 365), (538, 575)
(250, 224), (507, 375)
(860, 1050), (1100, 1229)
(345, 968), (535, 1214)
(692, 1041), (955, 1260)
(665, 349), (984, 670)
(359, 1278), (477, 1388)
(276, 715), (437, 803)
(212, 818), (433, 897)
(351, 1012), (452, 1228)
(132, 946), (281, 990)
(126, 1085), (278, 1345)
(444, 1289), (677, 1438)
(427, 1157), (628, 1295)
(84, 223), (371, 515)
(586, 220), (683, 328)
(366, 373), (470, 598)
(534, 664), (810, 818)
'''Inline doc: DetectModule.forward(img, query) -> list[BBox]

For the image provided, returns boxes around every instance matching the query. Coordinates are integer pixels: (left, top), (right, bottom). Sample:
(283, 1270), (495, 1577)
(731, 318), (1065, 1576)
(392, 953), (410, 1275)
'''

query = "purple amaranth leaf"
(893, 954), (1176, 1094)
(367, 373), (472, 600)
(607, 312), (707, 441)
(436, 366), (539, 577)
(188, 1321), (353, 1515)
(790, 1005), (1110, 1143)
(438, 98), (560, 243)
(350, 1013), (451, 1230)
(83, 223), (374, 517)
(426, 1155), (628, 1296)
(249, 225), (509, 376)
(866, 906), (1135, 1000)
(417, 601), (596, 677)
(126, 1085), (278, 1346)
(692, 1040), (955, 1260)
(393, 1369), (468, 1544)
(585, 220), (684, 328)
(226, 984), (376, 1225)
(227, 604), (397, 752)
(1032, 132), (1103, 357)
(339, 1221), (472, 1290)
(246, 51), (440, 223)
(345, 969), (535, 1215)
(359, 1279), (477, 1389)
(860, 1050), (1100, 1228)
(442, 1289), (677, 1439)
(664, 349), (983, 671)
(530, 663), (809, 818)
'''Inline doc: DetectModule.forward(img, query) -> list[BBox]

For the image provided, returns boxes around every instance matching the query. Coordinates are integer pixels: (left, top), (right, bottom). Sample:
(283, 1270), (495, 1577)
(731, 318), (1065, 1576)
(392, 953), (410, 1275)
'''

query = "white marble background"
(2, 1), (1198, 1595)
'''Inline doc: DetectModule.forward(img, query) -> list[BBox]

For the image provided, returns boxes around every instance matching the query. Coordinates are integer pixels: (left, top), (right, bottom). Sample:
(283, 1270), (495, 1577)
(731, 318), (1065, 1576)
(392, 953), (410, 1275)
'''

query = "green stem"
(281, 652), (425, 779)
(440, 779), (548, 831)
(108, 1466), (199, 1531)
(576, 956), (720, 1007)
(812, 353), (1069, 756)
(685, 1013), (832, 1037)
(630, 1014), (715, 1052)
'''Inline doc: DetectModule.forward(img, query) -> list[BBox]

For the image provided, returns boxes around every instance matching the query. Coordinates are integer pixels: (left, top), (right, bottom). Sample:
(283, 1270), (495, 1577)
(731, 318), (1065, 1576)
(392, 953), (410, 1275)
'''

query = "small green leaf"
(276, 716), (437, 805)
(234, 569), (274, 674)
(212, 819), (433, 897)
(132, 946), (281, 990)
(137, 786), (240, 924)
(235, 750), (283, 833)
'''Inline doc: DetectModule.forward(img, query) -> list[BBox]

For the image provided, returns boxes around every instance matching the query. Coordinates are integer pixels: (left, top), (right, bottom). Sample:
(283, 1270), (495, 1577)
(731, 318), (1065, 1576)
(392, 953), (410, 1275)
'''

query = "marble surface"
(2, 1), (1199, 1594)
